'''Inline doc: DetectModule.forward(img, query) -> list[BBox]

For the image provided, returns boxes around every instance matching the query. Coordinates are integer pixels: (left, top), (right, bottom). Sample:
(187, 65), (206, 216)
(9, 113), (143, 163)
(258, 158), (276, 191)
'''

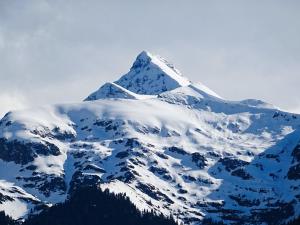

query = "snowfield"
(0, 51), (300, 224)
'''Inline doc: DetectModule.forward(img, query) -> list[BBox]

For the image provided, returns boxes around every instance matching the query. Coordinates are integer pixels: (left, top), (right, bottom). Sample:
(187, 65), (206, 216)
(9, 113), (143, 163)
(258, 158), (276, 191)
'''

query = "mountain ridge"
(0, 51), (300, 224)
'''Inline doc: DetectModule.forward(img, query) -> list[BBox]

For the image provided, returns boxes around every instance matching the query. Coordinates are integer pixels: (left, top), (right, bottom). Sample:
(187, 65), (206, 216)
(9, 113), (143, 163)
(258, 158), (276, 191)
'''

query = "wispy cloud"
(0, 92), (29, 118)
(287, 106), (300, 114)
(0, 0), (299, 112)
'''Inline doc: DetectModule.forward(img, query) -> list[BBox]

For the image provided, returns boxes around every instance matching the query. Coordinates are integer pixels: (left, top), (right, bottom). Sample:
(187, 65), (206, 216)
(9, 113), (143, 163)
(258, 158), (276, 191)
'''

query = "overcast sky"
(0, 0), (299, 117)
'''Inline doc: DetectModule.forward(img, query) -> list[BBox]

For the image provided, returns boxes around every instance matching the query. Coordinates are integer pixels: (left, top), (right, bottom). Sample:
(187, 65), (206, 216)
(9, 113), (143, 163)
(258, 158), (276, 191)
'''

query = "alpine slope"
(0, 51), (300, 225)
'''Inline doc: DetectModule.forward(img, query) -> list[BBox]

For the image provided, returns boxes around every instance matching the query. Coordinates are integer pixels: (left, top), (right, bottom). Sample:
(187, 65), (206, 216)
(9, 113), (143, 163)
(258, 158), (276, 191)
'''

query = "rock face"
(288, 143), (300, 180)
(1, 51), (300, 224)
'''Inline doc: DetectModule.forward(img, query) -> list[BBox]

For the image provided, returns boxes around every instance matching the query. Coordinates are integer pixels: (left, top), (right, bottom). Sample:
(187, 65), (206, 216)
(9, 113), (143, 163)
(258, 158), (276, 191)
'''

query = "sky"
(0, 0), (300, 117)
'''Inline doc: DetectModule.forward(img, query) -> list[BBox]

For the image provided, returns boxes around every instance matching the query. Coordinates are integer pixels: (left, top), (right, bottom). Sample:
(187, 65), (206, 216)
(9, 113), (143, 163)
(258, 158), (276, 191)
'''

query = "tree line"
(1, 186), (178, 225)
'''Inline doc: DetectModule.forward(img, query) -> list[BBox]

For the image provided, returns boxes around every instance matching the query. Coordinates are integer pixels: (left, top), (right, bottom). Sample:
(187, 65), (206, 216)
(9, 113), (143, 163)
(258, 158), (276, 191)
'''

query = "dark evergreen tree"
(0, 211), (18, 225)
(23, 187), (177, 225)
(286, 217), (300, 225)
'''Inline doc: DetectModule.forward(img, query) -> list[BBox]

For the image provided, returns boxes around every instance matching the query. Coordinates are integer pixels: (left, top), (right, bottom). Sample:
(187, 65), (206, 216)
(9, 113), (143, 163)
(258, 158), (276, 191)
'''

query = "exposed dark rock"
(72, 151), (85, 159)
(120, 166), (129, 172)
(0, 193), (13, 203)
(0, 138), (60, 164)
(202, 218), (225, 225)
(83, 165), (106, 173)
(5, 121), (12, 127)
(229, 195), (260, 207)
(116, 168), (139, 183)
(254, 163), (264, 170)
(25, 165), (38, 170)
(149, 127), (160, 134)
(106, 174), (115, 180)
(156, 152), (169, 159)
(69, 171), (101, 194)
(197, 178), (214, 185)
(149, 166), (168, 176)
(265, 154), (280, 162)
(208, 151), (221, 158)
(136, 183), (174, 204)
(92, 119), (123, 133)
(34, 142), (60, 156)
(149, 166), (172, 180)
(93, 119), (111, 127)
(121, 171), (136, 183)
(178, 189), (188, 194)
(81, 126), (89, 131)
(206, 201), (225, 209)
(22, 174), (66, 197)
(115, 161), (126, 166)
(292, 143), (300, 162)
(177, 196), (187, 201)
(287, 163), (300, 180)
(191, 152), (207, 169)
(183, 175), (197, 182)
(38, 177), (67, 197)
(182, 217), (202, 224)
(250, 201), (295, 225)
(218, 157), (249, 172)
(125, 138), (140, 148)
(31, 127), (75, 141)
(115, 151), (129, 159)
(162, 174), (172, 181)
(0, 138), (35, 164)
(167, 146), (187, 155)
(231, 168), (253, 180)
(51, 127), (75, 140)
(131, 157), (146, 166)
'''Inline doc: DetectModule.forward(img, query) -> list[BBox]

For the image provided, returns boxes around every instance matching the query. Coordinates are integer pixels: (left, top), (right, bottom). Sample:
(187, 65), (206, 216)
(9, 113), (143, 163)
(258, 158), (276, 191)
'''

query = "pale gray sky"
(0, 0), (300, 117)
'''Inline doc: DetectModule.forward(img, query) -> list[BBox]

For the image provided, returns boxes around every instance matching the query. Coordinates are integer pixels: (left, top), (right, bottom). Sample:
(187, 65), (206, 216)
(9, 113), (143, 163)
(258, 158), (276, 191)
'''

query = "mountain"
(85, 51), (191, 100)
(0, 51), (300, 224)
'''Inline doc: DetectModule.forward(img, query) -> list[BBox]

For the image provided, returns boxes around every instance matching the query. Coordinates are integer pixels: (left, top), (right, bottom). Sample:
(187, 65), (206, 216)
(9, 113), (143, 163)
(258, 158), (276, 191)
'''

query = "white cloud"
(0, 93), (29, 118)
(0, 1), (299, 112)
(288, 106), (300, 114)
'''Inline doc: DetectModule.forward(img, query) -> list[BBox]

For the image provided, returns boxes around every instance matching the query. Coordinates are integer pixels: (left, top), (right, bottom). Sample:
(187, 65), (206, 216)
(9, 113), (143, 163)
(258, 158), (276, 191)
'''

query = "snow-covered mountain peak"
(131, 50), (153, 68)
(131, 50), (183, 76)
(85, 51), (191, 101)
(116, 51), (191, 95)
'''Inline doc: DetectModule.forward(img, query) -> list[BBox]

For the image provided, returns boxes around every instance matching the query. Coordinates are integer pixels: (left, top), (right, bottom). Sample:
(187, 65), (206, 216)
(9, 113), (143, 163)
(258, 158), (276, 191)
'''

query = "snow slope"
(0, 51), (300, 224)
(85, 82), (153, 101)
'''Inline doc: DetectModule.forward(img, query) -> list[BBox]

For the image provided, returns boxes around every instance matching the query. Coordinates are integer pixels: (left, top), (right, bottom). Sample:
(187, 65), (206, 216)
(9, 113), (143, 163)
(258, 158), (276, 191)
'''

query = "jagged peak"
(131, 51), (153, 69)
(85, 51), (193, 100)
(130, 50), (183, 76)
(114, 51), (190, 95)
